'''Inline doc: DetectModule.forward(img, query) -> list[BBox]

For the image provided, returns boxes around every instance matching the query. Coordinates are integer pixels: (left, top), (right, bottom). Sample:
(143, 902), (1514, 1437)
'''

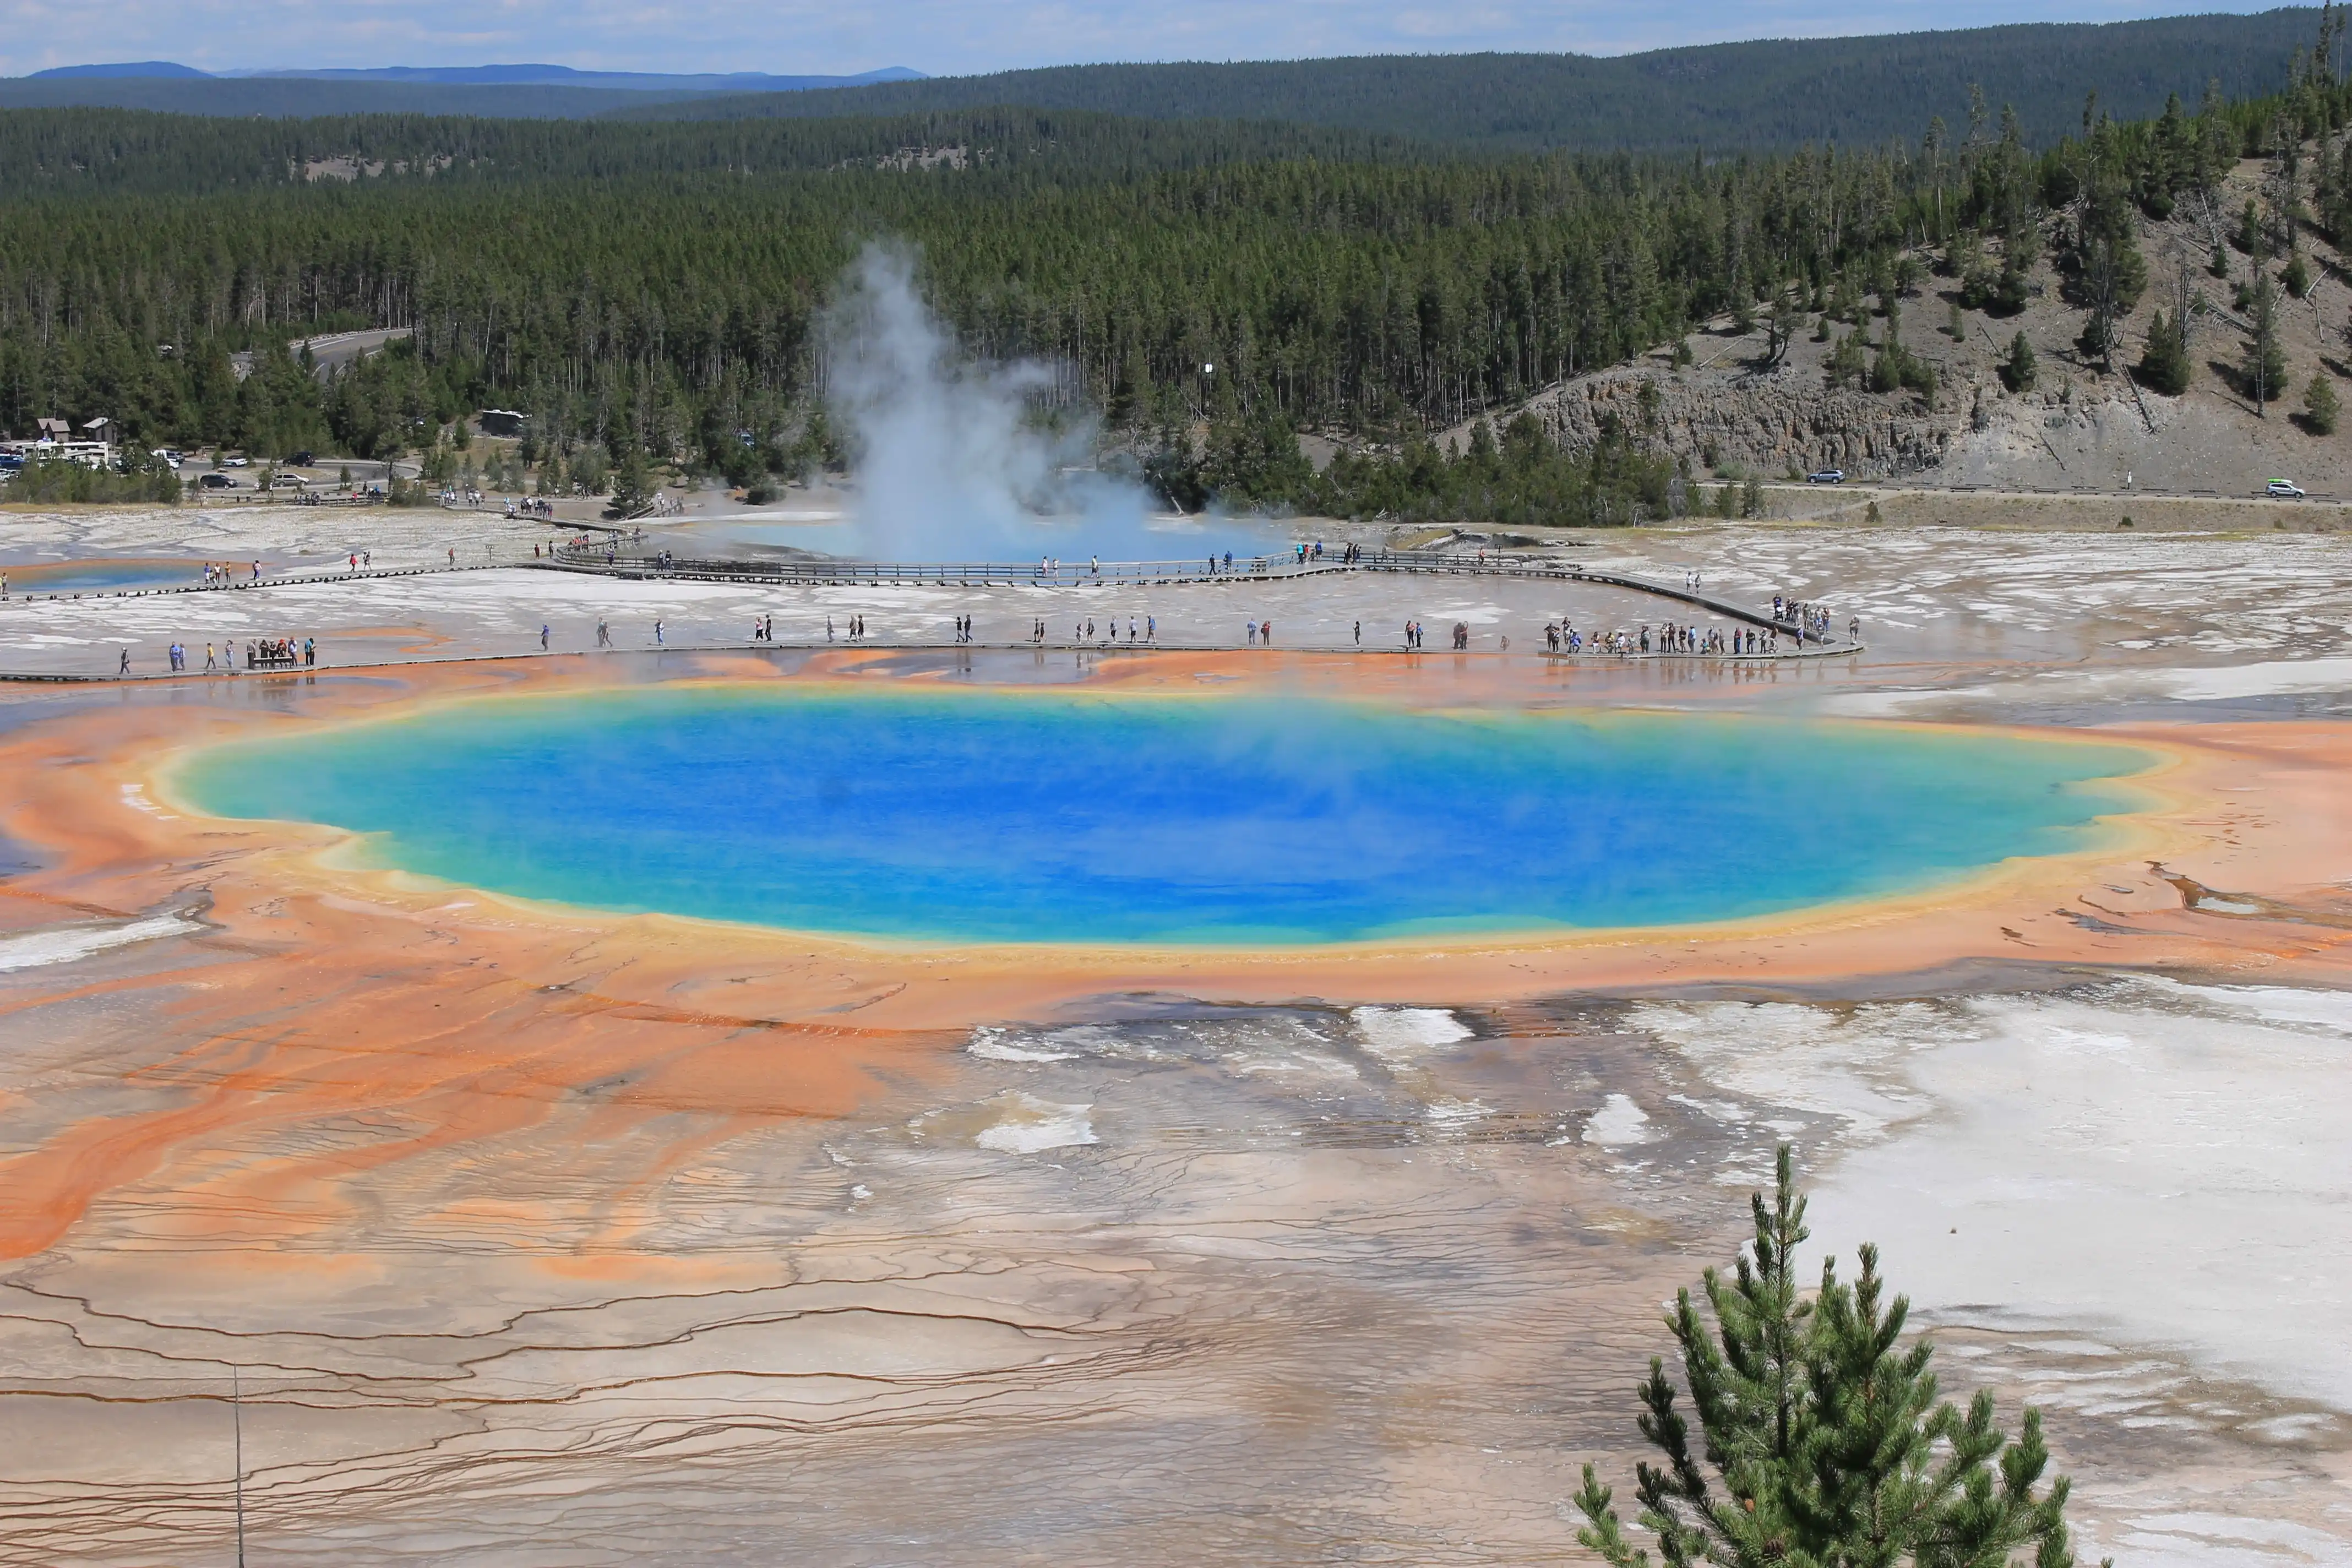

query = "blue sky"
(0, 0), (2293, 79)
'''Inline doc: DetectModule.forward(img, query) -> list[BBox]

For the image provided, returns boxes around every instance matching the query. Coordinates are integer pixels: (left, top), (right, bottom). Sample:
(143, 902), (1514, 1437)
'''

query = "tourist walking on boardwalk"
(1353, 620), (1361, 645)
(654, 618), (664, 646)
(597, 619), (611, 647)
(541, 624), (551, 650)
(118, 648), (130, 675)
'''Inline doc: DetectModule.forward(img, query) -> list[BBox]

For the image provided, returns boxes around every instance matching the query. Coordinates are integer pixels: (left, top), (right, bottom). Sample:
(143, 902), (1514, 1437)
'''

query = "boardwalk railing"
(540, 542), (1860, 652)
(545, 540), (1348, 589)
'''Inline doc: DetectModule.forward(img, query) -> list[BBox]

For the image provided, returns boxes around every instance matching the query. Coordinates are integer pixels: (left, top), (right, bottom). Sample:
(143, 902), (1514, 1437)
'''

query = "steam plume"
(824, 243), (1148, 560)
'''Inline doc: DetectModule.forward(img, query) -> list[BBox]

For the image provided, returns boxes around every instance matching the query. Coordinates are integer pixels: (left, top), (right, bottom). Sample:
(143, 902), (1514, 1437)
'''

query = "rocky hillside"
(1446, 154), (2352, 498)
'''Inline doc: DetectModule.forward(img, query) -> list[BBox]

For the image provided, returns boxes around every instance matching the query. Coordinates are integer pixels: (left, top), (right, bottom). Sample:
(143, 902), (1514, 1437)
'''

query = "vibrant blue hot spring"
(8, 559), (202, 592)
(178, 688), (2149, 945)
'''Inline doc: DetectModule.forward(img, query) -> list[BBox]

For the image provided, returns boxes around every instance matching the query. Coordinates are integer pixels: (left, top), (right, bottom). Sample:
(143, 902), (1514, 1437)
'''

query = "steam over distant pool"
(178, 688), (2149, 944)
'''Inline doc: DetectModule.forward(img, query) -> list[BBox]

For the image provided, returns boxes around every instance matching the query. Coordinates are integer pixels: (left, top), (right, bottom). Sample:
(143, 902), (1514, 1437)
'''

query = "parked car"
(152, 448), (183, 469)
(2266, 478), (2305, 498)
(288, 450), (314, 467)
(269, 473), (309, 491)
(1806, 469), (1845, 484)
(198, 472), (238, 489)
(221, 454), (249, 467)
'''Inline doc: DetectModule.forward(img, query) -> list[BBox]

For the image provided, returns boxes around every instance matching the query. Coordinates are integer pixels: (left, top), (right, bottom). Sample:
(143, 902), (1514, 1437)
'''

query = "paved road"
(291, 328), (414, 378)
(1763, 477), (2344, 507)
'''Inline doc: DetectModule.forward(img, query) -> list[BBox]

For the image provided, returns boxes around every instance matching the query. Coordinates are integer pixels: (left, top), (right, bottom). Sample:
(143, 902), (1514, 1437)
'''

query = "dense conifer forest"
(2, 8), (2348, 522)
(0, 10), (2326, 150)
(632, 11), (2328, 153)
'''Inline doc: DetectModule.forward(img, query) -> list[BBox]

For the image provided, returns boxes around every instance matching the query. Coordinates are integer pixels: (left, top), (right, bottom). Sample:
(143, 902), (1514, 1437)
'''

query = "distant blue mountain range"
(28, 61), (210, 78)
(25, 62), (924, 91)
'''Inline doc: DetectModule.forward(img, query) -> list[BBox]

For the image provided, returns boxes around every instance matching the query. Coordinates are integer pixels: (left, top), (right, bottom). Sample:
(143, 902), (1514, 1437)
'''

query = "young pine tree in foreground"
(1572, 1146), (2107, 1568)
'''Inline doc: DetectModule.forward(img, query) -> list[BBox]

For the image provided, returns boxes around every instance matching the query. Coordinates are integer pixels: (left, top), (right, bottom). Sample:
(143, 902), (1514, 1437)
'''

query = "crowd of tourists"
(126, 635), (314, 676)
(1538, 619), (1783, 656)
(244, 636), (314, 668)
(1773, 595), (1855, 644)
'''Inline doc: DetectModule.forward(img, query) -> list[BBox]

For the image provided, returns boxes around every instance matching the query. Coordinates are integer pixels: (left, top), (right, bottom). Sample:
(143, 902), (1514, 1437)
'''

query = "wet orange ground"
(2, 646), (2350, 1268)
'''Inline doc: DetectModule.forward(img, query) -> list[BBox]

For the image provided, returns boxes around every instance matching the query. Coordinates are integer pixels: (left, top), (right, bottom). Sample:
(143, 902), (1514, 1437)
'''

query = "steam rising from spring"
(823, 244), (1145, 560)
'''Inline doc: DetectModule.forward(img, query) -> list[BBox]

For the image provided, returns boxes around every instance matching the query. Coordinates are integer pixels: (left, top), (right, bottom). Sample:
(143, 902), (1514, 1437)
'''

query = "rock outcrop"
(1512, 363), (1954, 477)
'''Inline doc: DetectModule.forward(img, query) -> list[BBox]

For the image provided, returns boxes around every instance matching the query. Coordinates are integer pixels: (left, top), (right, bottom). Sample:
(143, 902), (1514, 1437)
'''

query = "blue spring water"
(7, 559), (202, 592)
(177, 687), (2150, 945)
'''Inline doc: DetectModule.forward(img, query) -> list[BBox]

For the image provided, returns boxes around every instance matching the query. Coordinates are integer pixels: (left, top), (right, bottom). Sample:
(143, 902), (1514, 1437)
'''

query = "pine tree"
(1765, 297), (1804, 366)
(1826, 332), (1869, 389)
(2247, 274), (2287, 415)
(606, 442), (652, 516)
(2303, 372), (2340, 434)
(2000, 331), (2038, 393)
(1572, 1146), (2106, 1568)
(2135, 310), (2192, 395)
(2238, 197), (2267, 260)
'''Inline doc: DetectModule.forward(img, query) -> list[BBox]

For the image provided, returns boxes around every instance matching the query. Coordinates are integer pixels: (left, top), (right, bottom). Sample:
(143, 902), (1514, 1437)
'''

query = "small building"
(477, 409), (528, 439)
(34, 418), (69, 442)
